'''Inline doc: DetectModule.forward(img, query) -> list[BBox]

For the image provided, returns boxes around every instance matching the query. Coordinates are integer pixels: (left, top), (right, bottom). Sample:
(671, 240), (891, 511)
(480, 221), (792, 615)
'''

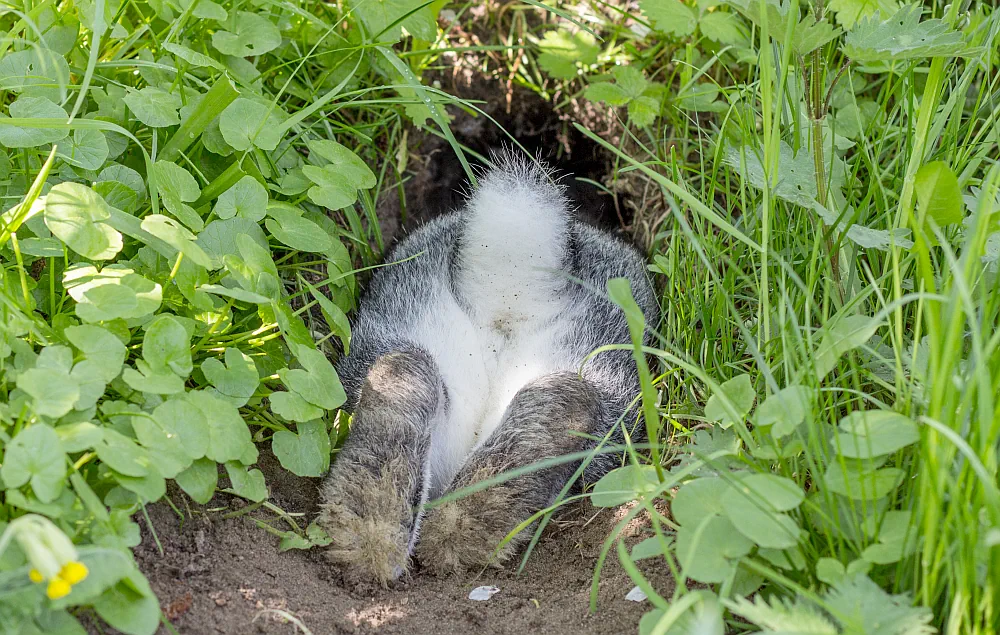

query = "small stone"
(468, 586), (500, 601)
(625, 586), (647, 602)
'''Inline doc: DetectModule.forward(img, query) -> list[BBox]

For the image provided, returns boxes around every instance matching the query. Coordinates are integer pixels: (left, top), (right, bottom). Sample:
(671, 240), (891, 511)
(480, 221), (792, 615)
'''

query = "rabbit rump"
(317, 154), (659, 585)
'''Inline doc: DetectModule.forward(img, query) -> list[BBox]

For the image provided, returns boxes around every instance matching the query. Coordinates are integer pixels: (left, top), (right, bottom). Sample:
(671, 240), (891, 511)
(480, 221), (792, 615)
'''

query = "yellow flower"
(46, 578), (72, 600)
(59, 561), (88, 585)
(0, 515), (88, 598)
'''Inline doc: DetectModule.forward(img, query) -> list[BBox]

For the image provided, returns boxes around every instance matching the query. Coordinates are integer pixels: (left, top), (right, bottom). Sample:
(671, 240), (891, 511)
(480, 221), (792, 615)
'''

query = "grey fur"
(318, 153), (659, 583)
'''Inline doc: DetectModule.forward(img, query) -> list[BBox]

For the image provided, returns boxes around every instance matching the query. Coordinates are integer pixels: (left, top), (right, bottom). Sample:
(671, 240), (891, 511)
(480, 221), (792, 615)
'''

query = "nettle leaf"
(755, 385), (812, 437)
(814, 314), (881, 378)
(65, 325), (127, 383)
(224, 462), (267, 502)
(833, 410), (919, 459)
(212, 11), (281, 57)
(823, 463), (903, 500)
(219, 98), (283, 152)
(214, 175), (267, 222)
(584, 82), (630, 107)
(202, 348), (258, 407)
(345, 0), (439, 42)
(270, 391), (324, 422)
(271, 420), (330, 477)
(704, 373), (754, 428)
(724, 0), (841, 55)
(1, 425), (67, 502)
(123, 87), (182, 128)
(143, 315), (193, 377)
(279, 343), (346, 410)
(824, 574), (935, 634)
(141, 214), (217, 268)
(914, 161), (964, 227)
(0, 96), (69, 148)
(640, 0), (697, 37)
(843, 5), (969, 63)
(175, 458), (218, 504)
(63, 264), (162, 322)
(57, 128), (109, 170)
(265, 207), (333, 253)
(700, 11), (749, 46)
(676, 515), (754, 583)
(724, 141), (818, 209)
(536, 28), (600, 80)
(44, 182), (124, 260)
(591, 464), (661, 507)
(828, 0), (898, 29)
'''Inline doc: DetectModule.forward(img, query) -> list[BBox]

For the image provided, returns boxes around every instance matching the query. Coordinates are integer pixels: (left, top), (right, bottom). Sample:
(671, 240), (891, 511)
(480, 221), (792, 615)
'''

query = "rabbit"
(316, 152), (659, 585)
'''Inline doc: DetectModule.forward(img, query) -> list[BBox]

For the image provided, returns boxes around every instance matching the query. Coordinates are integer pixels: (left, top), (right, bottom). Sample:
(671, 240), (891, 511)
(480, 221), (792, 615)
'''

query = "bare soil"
(131, 450), (673, 635)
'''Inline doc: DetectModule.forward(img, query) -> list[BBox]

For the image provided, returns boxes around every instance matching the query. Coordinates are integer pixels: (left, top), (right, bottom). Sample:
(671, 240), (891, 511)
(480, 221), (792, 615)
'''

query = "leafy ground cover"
(0, 0), (998, 633)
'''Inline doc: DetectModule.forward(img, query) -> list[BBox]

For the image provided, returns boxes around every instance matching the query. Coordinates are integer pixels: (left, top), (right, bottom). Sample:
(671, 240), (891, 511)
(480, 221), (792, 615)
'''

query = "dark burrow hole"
(378, 79), (632, 247)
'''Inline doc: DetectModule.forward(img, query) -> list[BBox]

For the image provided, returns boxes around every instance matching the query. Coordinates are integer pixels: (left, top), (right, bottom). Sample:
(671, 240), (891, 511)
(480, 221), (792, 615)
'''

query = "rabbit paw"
(317, 460), (416, 586)
(415, 480), (524, 575)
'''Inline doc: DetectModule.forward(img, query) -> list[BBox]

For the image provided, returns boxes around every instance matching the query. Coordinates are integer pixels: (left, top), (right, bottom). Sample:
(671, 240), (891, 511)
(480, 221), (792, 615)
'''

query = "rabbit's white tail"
(454, 153), (570, 322)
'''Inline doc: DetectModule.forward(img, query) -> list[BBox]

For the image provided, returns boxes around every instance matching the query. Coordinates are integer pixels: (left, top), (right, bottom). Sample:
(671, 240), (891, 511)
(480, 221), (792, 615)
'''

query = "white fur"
(414, 171), (576, 495)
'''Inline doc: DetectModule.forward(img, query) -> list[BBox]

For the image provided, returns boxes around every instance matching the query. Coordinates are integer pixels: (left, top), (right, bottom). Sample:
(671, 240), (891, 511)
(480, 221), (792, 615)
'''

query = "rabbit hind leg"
(415, 371), (599, 575)
(317, 347), (443, 586)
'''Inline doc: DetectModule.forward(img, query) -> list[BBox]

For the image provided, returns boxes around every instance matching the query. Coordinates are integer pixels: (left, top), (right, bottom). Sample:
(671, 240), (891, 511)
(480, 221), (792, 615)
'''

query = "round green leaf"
(213, 175), (267, 222)
(833, 410), (920, 459)
(123, 86), (182, 128)
(56, 128), (109, 171)
(755, 385), (812, 437)
(0, 96), (69, 148)
(271, 420), (330, 477)
(704, 373), (755, 428)
(143, 315), (193, 377)
(175, 458), (219, 504)
(675, 515), (753, 584)
(44, 182), (123, 260)
(219, 98), (283, 152)
(0, 424), (67, 503)
(17, 367), (80, 419)
(670, 477), (729, 526)
(265, 208), (333, 253)
(212, 11), (281, 57)
(270, 391), (324, 422)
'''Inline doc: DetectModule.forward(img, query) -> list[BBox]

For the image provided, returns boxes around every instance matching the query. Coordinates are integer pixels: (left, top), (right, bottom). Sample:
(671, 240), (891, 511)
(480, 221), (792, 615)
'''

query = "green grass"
(0, 0), (997, 633)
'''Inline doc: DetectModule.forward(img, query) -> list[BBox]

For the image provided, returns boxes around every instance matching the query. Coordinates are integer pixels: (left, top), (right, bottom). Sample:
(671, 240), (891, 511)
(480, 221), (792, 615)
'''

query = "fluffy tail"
(453, 151), (571, 321)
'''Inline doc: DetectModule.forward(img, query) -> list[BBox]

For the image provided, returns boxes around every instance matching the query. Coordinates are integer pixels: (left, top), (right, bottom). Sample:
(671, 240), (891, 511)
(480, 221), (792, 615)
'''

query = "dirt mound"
(132, 453), (672, 634)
